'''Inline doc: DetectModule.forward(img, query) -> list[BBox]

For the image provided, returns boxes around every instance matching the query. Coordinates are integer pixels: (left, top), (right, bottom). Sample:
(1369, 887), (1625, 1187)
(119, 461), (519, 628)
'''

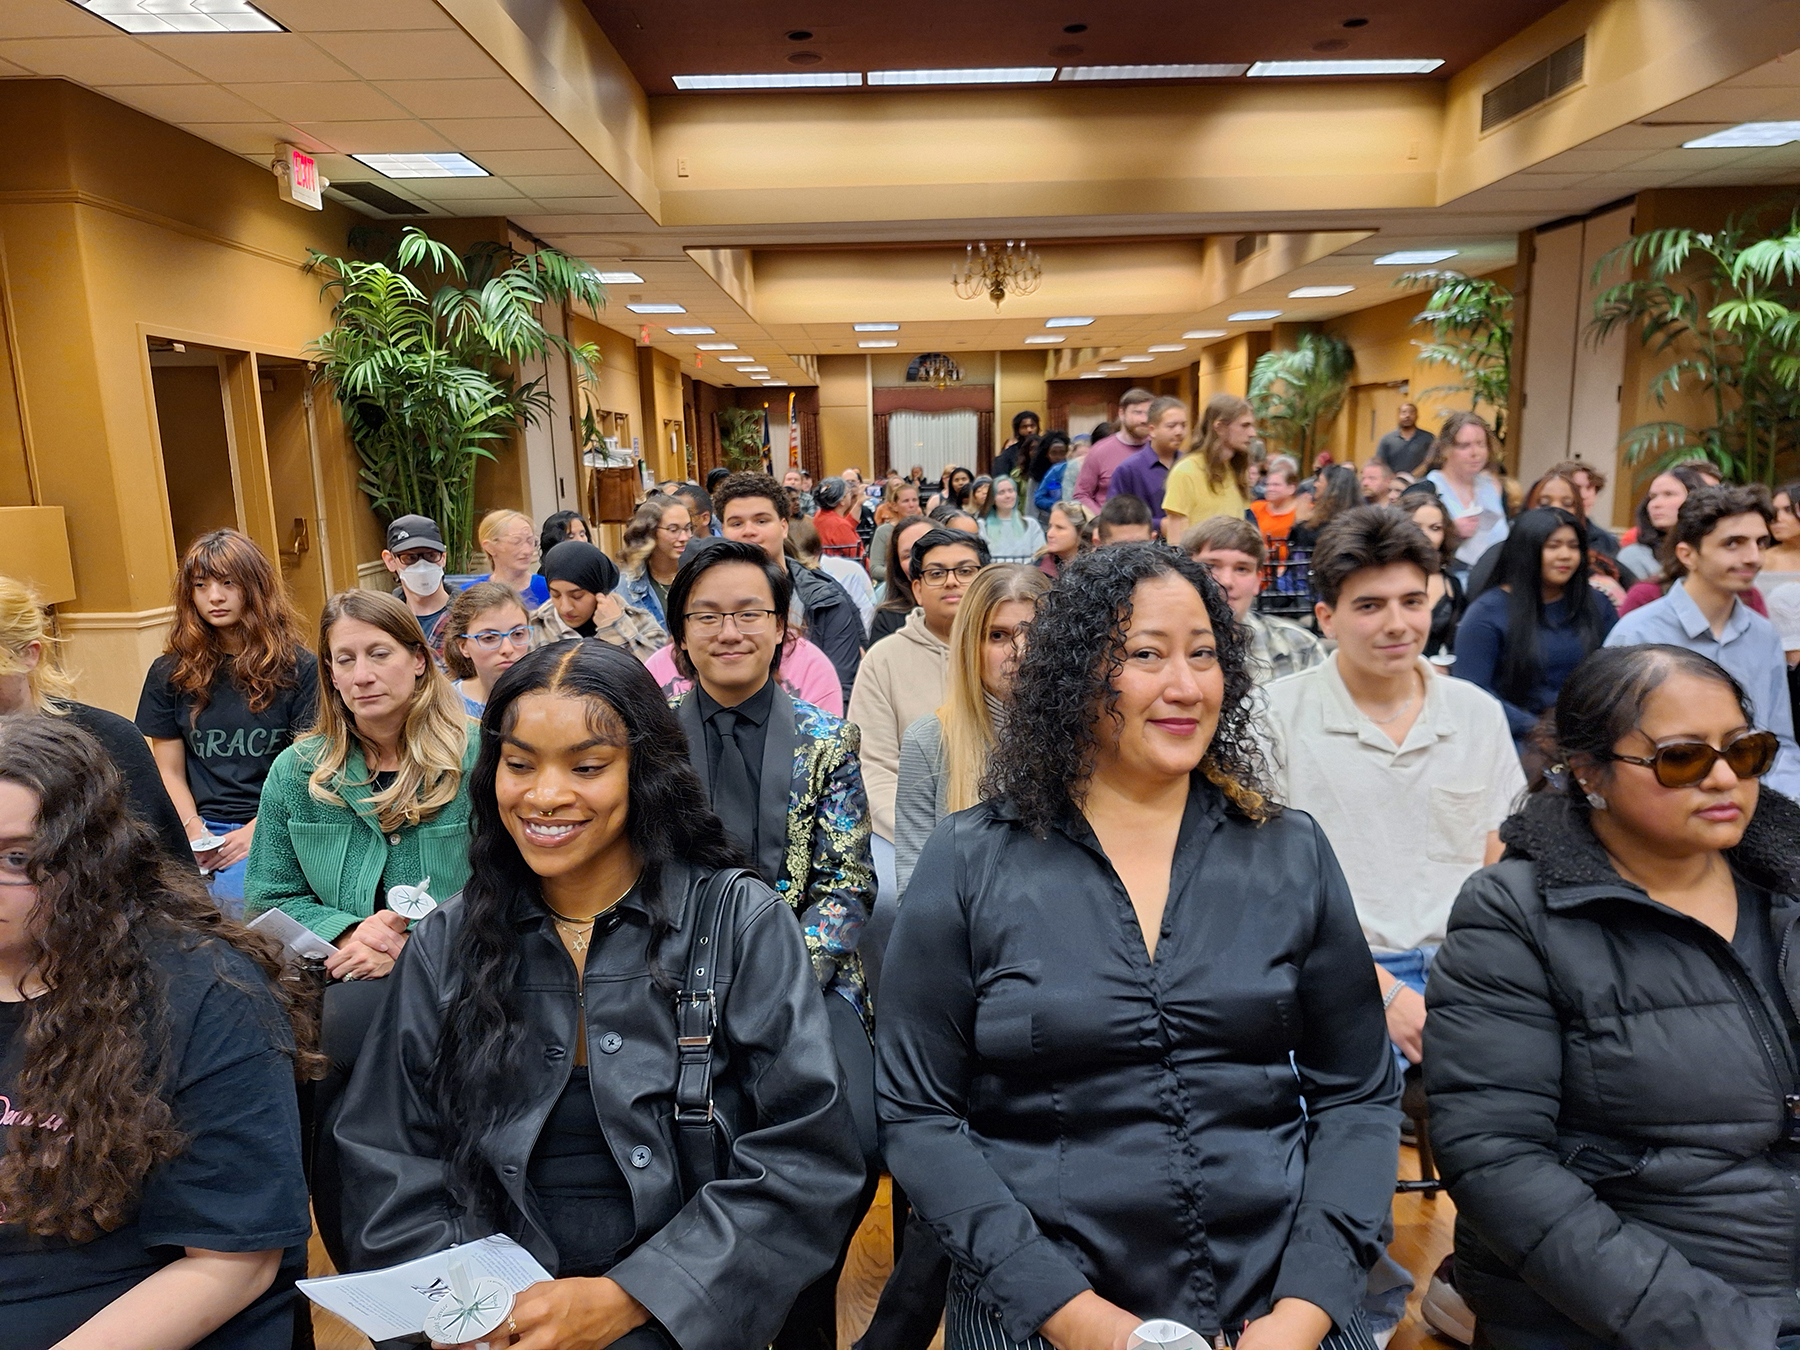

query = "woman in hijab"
(530, 540), (667, 661)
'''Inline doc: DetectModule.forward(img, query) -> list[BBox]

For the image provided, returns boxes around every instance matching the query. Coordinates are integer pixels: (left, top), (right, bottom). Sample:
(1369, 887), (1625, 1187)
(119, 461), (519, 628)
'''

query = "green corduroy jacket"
(244, 725), (479, 941)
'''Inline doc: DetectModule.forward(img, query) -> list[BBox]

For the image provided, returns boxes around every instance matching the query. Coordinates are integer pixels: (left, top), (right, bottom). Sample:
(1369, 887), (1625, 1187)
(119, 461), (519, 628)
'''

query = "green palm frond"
(1249, 331), (1355, 470)
(1394, 269), (1513, 441)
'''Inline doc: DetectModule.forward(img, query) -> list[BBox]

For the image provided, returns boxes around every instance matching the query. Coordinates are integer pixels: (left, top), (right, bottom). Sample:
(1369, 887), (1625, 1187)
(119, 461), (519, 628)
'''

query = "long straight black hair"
(428, 639), (739, 1221)
(1490, 506), (1607, 707)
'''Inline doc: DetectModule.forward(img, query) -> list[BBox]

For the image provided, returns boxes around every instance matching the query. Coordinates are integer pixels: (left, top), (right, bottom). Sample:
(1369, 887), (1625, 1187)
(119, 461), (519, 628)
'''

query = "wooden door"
(256, 358), (330, 624)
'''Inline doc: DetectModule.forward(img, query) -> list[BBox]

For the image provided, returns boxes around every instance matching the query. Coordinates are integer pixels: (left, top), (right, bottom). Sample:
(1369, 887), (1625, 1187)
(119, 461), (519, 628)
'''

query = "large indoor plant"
(306, 227), (604, 567)
(1248, 330), (1354, 471)
(1398, 269), (1514, 443)
(716, 406), (767, 473)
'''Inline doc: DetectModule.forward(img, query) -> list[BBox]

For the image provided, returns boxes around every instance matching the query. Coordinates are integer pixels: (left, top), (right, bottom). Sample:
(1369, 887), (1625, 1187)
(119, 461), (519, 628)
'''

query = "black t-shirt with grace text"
(135, 651), (318, 824)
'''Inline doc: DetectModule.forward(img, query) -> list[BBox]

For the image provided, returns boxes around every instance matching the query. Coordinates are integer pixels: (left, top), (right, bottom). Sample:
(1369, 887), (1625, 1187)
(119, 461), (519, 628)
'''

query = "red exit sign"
(276, 143), (322, 211)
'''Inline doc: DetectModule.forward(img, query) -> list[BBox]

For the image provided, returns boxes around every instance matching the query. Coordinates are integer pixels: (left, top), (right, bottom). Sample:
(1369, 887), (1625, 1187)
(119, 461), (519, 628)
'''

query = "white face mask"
(399, 560), (445, 596)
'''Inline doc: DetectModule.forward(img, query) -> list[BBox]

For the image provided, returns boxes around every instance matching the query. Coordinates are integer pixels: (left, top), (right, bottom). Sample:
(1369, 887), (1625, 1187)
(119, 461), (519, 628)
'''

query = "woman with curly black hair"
(333, 639), (865, 1350)
(0, 715), (318, 1350)
(877, 543), (1400, 1350)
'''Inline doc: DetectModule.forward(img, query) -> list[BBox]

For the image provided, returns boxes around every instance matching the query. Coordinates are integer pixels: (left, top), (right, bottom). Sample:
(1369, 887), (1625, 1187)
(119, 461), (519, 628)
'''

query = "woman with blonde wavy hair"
(474, 508), (549, 608)
(615, 494), (693, 627)
(0, 573), (191, 863)
(893, 563), (1051, 890)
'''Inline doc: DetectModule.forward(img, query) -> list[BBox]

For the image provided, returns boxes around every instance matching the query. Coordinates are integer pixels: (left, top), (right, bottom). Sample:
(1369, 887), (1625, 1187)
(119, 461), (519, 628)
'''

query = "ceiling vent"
(331, 181), (429, 216)
(1482, 34), (1585, 132)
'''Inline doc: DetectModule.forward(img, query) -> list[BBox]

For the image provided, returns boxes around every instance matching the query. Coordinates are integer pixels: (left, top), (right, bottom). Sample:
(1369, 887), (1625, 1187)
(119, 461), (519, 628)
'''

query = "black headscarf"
(542, 541), (620, 637)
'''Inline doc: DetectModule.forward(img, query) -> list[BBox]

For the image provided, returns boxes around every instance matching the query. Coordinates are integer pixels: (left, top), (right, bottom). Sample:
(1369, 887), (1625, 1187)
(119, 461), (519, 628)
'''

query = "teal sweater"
(244, 727), (479, 941)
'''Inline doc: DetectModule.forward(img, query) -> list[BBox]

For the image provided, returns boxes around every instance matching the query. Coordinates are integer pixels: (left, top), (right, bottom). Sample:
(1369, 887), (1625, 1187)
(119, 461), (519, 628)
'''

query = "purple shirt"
(1107, 445), (1177, 525)
(1073, 432), (1147, 512)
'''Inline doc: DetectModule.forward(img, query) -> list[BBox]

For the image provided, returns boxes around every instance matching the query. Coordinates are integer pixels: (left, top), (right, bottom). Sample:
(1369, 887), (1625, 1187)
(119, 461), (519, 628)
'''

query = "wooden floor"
(311, 1147), (1457, 1350)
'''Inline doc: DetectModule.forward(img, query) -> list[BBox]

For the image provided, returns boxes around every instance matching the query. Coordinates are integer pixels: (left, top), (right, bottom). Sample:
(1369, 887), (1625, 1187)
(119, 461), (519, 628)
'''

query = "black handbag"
(673, 865), (751, 1195)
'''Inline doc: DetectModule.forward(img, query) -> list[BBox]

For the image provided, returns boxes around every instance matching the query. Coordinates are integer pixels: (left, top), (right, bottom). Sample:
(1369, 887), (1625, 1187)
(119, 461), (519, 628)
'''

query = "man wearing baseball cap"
(382, 514), (454, 665)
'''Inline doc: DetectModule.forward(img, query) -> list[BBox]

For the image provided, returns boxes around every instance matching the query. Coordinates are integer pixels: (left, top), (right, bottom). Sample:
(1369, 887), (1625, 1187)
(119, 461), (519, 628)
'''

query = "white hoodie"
(845, 608), (950, 841)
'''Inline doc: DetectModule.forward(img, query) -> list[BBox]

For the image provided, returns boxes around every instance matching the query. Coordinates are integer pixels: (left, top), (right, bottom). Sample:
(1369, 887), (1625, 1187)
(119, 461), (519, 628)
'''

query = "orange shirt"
(1251, 498), (1298, 541)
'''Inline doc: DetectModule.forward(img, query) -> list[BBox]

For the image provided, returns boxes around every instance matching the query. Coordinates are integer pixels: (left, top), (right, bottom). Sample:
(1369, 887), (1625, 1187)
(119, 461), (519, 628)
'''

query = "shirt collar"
(1668, 578), (1752, 643)
(697, 675), (775, 726)
(1319, 651), (1452, 749)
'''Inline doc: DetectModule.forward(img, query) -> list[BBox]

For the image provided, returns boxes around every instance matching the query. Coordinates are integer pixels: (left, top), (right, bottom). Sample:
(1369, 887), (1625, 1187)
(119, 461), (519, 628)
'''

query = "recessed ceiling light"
(1147, 344), (1188, 353)
(1024, 335), (1065, 344)
(1079, 371), (1106, 379)
(719, 355), (754, 363)
(1227, 310), (1283, 322)
(1182, 329), (1228, 339)
(1288, 284), (1357, 297)
(666, 325), (715, 334)
(596, 271), (644, 284)
(1248, 58), (1444, 76)
(627, 303), (686, 314)
(71, 0), (282, 32)
(672, 72), (862, 90)
(1097, 364), (1129, 372)
(868, 68), (1057, 85)
(1373, 249), (1458, 265)
(1118, 355), (1155, 363)
(854, 322), (900, 331)
(351, 152), (488, 179)
(1059, 64), (1248, 80)
(859, 340), (898, 348)
(764, 380), (790, 386)
(742, 366), (770, 372)
(696, 343), (737, 350)
(1682, 121), (1800, 148)
(1046, 316), (1095, 327)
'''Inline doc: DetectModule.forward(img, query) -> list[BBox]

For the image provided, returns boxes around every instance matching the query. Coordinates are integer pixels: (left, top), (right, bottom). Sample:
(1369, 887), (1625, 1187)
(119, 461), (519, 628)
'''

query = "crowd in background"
(4, 385), (1800, 1350)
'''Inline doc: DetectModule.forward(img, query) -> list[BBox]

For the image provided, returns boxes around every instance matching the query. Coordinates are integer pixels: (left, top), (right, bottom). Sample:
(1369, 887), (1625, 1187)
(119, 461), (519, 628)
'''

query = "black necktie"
(710, 707), (757, 859)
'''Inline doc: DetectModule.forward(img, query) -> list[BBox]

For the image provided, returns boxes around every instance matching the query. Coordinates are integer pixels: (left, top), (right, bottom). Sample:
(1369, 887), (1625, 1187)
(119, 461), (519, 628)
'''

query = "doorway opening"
(149, 341), (239, 555)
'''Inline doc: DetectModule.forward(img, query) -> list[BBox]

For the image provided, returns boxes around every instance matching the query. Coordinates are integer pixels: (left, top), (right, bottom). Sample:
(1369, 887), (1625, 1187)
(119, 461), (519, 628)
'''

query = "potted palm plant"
(1397, 269), (1514, 444)
(1249, 331), (1355, 471)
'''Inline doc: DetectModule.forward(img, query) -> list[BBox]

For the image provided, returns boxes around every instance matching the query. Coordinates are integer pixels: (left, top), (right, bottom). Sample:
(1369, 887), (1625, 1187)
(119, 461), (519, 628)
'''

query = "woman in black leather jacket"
(1427, 643), (1800, 1349)
(876, 545), (1400, 1350)
(333, 640), (865, 1350)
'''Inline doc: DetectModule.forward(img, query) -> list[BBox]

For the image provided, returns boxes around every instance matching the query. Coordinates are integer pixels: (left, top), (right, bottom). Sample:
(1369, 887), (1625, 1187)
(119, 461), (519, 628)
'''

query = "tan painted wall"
(817, 354), (870, 477)
(997, 350), (1048, 459)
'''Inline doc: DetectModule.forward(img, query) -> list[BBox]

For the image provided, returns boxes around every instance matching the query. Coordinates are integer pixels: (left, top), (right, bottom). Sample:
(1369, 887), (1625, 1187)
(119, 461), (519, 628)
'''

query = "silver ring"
(341, 971), (358, 982)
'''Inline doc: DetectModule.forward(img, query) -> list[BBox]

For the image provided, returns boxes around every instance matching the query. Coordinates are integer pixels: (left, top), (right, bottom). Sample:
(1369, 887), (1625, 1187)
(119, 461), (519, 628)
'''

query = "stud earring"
(1580, 783), (1608, 811)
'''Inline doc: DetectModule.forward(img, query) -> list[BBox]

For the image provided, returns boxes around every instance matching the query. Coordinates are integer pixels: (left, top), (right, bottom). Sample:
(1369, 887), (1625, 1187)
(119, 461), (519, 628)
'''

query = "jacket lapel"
(674, 689), (707, 786)
(758, 686), (798, 887)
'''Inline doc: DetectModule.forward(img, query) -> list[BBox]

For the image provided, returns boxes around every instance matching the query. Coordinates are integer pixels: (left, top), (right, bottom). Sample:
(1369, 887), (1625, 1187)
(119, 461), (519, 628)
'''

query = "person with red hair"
(136, 529), (317, 916)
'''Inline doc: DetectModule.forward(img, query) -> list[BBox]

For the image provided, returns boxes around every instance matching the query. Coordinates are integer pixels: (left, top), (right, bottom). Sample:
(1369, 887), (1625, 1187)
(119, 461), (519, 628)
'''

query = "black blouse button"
(629, 1145), (652, 1169)
(599, 1031), (624, 1054)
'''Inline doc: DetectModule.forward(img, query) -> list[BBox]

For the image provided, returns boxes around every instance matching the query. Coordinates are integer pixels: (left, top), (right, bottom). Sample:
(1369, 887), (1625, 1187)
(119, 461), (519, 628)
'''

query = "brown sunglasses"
(1611, 729), (1780, 788)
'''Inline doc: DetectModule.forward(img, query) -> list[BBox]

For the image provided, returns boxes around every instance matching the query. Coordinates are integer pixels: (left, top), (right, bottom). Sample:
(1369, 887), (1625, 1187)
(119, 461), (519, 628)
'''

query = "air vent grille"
(1482, 34), (1585, 132)
(331, 181), (429, 216)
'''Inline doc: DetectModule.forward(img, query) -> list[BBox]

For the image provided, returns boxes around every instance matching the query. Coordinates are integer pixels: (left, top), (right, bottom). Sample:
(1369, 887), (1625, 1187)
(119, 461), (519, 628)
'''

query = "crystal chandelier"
(910, 353), (964, 389)
(952, 240), (1042, 310)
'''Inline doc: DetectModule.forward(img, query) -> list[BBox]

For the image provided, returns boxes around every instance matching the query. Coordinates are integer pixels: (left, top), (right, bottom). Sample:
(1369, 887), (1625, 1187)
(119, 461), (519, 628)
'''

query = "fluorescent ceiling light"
(1045, 316), (1095, 328)
(1024, 335), (1065, 344)
(742, 366), (770, 372)
(719, 355), (754, 363)
(1248, 58), (1444, 77)
(1147, 344), (1188, 353)
(854, 322), (900, 331)
(1227, 309), (1283, 321)
(1118, 355), (1155, 363)
(1060, 64), (1248, 80)
(351, 152), (487, 179)
(673, 72), (861, 90)
(869, 68), (1056, 85)
(596, 271), (644, 284)
(1183, 329), (1228, 339)
(764, 380), (790, 386)
(1079, 371), (1106, 379)
(696, 343), (737, 350)
(627, 303), (686, 314)
(1289, 284), (1356, 298)
(1682, 121), (1800, 148)
(71, 0), (282, 32)
(1373, 249), (1458, 265)
(1098, 365), (1129, 373)
(666, 325), (715, 334)
(859, 340), (898, 348)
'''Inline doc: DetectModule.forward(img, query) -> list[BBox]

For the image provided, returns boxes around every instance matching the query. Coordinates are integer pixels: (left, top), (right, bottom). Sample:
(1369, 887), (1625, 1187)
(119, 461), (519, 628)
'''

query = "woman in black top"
(1402, 488), (1466, 659)
(0, 716), (316, 1350)
(870, 516), (933, 648)
(877, 544), (1399, 1350)
(1427, 645), (1800, 1348)
(334, 640), (865, 1350)
(1288, 463), (1363, 555)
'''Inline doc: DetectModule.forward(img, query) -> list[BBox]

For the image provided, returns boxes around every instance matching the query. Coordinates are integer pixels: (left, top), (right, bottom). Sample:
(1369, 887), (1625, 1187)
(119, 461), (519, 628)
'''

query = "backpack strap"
(674, 866), (752, 1193)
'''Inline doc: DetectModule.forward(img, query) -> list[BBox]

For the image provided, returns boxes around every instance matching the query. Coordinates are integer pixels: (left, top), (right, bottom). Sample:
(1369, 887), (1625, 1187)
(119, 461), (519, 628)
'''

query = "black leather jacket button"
(599, 1031), (624, 1054)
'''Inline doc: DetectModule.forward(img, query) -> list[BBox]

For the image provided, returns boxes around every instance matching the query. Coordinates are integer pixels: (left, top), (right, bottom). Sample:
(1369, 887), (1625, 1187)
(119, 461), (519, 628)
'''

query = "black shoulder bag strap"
(674, 866), (754, 1195)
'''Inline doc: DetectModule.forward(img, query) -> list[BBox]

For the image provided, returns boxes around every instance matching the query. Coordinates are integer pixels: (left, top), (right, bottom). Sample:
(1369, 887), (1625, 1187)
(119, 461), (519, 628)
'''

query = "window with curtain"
(887, 409), (979, 482)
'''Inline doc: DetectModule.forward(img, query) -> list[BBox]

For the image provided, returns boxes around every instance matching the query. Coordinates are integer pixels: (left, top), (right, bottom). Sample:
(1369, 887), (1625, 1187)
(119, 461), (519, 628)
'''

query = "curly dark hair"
(429, 640), (741, 1222)
(712, 471), (790, 523)
(0, 715), (321, 1242)
(984, 543), (1276, 833)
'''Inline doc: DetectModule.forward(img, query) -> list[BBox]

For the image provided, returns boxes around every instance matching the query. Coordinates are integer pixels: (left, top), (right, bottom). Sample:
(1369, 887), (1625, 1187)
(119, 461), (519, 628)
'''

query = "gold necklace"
(546, 874), (640, 953)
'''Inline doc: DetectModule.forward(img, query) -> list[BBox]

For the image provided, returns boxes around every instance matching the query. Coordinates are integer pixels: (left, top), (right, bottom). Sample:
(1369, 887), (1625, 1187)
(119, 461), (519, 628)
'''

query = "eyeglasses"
(658, 523), (694, 537)
(918, 562), (983, 588)
(684, 608), (777, 634)
(0, 848), (32, 887)
(1611, 729), (1780, 788)
(462, 625), (529, 652)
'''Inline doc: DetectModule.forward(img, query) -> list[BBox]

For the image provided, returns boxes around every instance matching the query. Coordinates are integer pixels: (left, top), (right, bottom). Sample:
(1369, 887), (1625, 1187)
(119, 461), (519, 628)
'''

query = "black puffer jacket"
(787, 557), (863, 704)
(332, 862), (866, 1350)
(1425, 789), (1800, 1349)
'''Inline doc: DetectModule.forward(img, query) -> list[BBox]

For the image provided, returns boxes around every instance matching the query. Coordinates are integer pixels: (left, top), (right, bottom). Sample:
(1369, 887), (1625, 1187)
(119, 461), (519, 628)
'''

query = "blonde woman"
(616, 494), (692, 626)
(893, 564), (1051, 890)
(0, 574), (191, 863)
(474, 508), (549, 608)
(1160, 393), (1255, 541)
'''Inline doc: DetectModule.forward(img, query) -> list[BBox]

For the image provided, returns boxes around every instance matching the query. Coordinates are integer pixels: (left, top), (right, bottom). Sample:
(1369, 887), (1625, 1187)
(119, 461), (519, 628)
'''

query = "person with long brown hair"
(136, 530), (316, 917)
(617, 495), (693, 628)
(868, 515), (934, 647)
(0, 715), (317, 1350)
(1159, 392), (1254, 542)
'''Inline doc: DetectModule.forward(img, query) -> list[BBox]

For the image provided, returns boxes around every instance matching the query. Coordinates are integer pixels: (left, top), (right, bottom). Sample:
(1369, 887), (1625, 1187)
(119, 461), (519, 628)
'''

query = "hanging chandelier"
(909, 352), (964, 389)
(952, 239), (1042, 310)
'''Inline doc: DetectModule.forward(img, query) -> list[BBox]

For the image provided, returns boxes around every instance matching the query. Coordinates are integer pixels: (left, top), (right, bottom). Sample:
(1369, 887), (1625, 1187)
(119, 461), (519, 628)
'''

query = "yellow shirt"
(1162, 457), (1247, 532)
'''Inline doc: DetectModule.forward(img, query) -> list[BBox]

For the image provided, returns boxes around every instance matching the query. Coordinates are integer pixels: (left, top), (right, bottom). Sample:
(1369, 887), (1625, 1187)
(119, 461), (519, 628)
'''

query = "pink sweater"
(644, 636), (845, 716)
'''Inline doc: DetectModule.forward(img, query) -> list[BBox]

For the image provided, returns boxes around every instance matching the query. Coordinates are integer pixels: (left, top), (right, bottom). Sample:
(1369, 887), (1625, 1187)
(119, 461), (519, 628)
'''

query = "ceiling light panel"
(1682, 122), (1800, 148)
(352, 153), (488, 179)
(1289, 285), (1357, 298)
(1079, 372), (1106, 379)
(1248, 59), (1444, 77)
(742, 366), (770, 372)
(1118, 355), (1155, 363)
(1046, 316), (1095, 327)
(673, 73), (861, 90)
(1373, 249), (1458, 265)
(595, 271), (644, 284)
(1183, 329), (1228, 339)
(1060, 64), (1248, 80)
(1227, 309), (1283, 321)
(868, 68), (1056, 85)
(719, 356), (754, 363)
(627, 303), (686, 314)
(72, 0), (282, 32)
(1147, 344), (1188, 353)
(1024, 335), (1065, 344)
(666, 325), (715, 334)
(859, 340), (898, 348)
(854, 323), (900, 331)
(764, 380), (790, 386)
(1097, 364), (1129, 372)
(696, 343), (737, 350)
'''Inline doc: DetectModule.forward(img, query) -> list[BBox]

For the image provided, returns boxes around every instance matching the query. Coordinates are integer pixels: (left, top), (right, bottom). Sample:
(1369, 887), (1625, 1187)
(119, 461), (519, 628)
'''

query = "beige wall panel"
(817, 354), (870, 478)
(1515, 221), (1584, 483)
(997, 350), (1048, 459)
(58, 605), (175, 718)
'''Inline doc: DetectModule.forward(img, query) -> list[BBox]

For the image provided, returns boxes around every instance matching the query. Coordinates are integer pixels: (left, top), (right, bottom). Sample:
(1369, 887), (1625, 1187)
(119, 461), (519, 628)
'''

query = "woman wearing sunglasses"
(1425, 643), (1800, 1349)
